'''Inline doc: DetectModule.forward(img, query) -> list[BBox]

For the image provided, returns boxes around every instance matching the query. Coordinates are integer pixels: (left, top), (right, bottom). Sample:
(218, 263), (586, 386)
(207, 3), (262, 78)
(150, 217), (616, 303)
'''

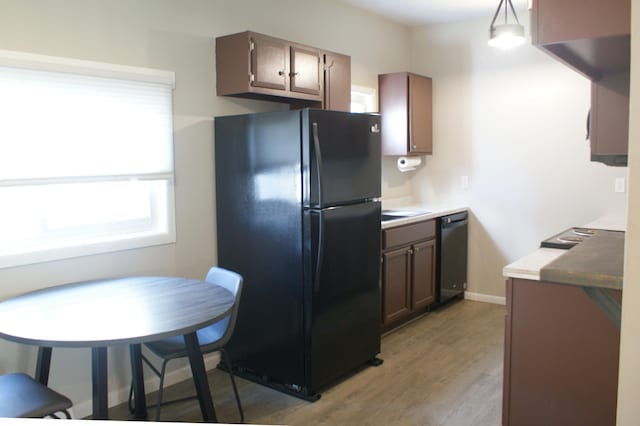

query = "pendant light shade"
(489, 0), (526, 48)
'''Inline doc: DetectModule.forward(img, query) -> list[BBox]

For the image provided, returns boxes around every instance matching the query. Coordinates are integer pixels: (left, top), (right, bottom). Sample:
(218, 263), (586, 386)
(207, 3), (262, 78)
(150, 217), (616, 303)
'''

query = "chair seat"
(145, 317), (229, 359)
(0, 373), (72, 418)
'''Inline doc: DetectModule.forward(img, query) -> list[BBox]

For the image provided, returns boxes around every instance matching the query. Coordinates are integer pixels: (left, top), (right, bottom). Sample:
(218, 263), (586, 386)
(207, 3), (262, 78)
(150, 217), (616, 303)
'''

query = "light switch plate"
(615, 178), (626, 193)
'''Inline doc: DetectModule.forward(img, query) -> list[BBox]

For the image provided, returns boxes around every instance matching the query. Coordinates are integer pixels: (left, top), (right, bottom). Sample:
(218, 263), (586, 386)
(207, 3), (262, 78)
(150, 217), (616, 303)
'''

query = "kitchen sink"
(381, 214), (409, 221)
(381, 210), (431, 222)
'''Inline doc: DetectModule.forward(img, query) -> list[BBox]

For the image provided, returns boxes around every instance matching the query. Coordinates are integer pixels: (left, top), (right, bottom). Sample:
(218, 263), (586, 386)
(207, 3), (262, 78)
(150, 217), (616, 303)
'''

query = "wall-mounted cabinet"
(216, 31), (350, 111)
(590, 72), (629, 166)
(381, 219), (436, 332)
(531, 0), (630, 166)
(378, 72), (433, 156)
(531, 0), (630, 81)
(323, 52), (351, 112)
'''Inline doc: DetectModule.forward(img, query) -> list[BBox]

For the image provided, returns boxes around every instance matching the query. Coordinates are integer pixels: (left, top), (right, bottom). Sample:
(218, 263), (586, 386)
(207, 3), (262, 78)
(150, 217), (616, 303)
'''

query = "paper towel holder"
(397, 156), (422, 172)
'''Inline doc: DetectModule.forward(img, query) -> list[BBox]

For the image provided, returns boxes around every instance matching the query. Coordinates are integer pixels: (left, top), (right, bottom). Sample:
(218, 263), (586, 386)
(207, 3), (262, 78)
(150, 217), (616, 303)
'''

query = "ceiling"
(339, 0), (530, 26)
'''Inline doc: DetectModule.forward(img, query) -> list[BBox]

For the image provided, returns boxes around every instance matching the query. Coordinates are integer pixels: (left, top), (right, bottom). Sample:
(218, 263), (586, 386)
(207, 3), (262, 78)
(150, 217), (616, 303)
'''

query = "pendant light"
(489, 0), (525, 48)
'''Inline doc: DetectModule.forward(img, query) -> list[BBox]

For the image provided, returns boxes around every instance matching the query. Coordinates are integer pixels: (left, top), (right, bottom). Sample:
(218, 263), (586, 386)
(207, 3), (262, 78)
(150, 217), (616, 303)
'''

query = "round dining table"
(0, 276), (235, 422)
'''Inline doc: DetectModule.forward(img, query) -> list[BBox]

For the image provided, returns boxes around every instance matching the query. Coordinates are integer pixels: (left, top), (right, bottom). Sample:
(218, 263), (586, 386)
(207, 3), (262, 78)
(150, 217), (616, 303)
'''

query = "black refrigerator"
(214, 109), (382, 400)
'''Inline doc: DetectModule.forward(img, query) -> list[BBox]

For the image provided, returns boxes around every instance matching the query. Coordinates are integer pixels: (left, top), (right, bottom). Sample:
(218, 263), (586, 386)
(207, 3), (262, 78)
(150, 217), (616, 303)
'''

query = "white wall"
(0, 0), (411, 417)
(616, 0), (640, 423)
(407, 16), (628, 298)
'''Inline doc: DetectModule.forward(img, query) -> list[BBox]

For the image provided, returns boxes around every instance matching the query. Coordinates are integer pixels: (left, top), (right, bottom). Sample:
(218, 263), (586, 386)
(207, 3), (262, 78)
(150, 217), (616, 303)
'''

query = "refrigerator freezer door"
(302, 110), (381, 208)
(304, 201), (382, 392)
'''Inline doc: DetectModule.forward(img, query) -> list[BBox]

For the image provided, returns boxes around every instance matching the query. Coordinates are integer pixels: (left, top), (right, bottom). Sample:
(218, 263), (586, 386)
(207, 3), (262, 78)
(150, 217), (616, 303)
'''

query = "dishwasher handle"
(441, 212), (468, 227)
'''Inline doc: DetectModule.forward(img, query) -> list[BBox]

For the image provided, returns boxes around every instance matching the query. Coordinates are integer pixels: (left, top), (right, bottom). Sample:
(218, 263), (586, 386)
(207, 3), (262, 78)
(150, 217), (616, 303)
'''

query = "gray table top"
(0, 276), (235, 348)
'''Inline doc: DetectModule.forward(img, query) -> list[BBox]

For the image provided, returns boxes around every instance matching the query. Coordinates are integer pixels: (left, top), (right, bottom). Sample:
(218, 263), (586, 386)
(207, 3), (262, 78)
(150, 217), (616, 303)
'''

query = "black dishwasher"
(436, 211), (468, 305)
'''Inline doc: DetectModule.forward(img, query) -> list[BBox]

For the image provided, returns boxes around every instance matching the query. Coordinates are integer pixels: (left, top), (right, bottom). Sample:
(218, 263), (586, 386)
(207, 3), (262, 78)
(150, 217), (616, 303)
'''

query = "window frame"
(351, 85), (378, 113)
(0, 50), (177, 269)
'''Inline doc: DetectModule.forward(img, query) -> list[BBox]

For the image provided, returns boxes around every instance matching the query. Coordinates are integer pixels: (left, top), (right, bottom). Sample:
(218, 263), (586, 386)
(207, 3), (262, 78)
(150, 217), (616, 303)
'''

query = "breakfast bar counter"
(503, 213), (626, 288)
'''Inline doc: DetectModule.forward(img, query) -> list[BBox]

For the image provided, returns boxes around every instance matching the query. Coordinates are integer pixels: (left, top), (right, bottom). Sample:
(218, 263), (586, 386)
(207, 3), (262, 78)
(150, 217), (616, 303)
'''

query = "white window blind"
(351, 85), (377, 113)
(0, 50), (176, 268)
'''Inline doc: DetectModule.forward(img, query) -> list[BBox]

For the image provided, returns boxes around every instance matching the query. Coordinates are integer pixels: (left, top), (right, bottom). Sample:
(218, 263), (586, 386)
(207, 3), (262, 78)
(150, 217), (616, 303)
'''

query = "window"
(351, 85), (377, 113)
(0, 50), (176, 268)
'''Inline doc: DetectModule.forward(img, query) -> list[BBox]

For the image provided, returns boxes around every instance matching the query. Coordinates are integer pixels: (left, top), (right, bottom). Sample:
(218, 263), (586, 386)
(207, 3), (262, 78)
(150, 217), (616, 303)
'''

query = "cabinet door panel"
(379, 72), (432, 156)
(412, 239), (436, 310)
(290, 46), (321, 96)
(379, 73), (408, 156)
(324, 52), (351, 112)
(382, 248), (411, 325)
(251, 36), (287, 90)
(408, 74), (432, 154)
(591, 71), (630, 157)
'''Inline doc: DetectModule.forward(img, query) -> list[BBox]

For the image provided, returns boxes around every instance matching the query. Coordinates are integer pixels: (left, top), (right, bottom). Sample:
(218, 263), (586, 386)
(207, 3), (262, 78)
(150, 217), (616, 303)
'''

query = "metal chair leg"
(221, 349), (244, 423)
(154, 359), (170, 422)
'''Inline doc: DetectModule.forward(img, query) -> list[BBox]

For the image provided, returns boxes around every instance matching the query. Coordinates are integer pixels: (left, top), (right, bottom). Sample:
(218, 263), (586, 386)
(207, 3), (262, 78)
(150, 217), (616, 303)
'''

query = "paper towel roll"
(397, 156), (422, 172)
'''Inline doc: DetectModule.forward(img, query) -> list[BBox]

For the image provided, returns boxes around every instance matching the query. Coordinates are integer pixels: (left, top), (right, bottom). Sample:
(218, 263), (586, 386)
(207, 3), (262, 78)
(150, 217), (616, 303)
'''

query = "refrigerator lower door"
(304, 201), (381, 393)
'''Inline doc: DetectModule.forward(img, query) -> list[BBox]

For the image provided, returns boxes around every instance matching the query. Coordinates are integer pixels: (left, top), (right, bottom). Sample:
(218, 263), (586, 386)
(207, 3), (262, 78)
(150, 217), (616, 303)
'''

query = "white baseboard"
(70, 352), (221, 419)
(464, 291), (506, 305)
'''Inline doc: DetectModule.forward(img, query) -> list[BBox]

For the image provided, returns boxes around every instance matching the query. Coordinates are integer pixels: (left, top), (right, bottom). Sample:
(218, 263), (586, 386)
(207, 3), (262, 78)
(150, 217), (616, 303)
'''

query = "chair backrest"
(202, 266), (243, 349)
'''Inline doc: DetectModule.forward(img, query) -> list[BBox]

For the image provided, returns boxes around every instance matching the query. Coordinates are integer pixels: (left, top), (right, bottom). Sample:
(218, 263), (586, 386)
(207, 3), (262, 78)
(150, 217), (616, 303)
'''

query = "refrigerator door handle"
(312, 122), (323, 207)
(314, 209), (325, 293)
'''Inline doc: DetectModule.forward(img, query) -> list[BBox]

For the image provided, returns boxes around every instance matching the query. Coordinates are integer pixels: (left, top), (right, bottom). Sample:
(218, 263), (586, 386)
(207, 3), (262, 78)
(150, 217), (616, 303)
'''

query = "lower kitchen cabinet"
(381, 220), (436, 332)
(412, 239), (436, 309)
(503, 278), (621, 426)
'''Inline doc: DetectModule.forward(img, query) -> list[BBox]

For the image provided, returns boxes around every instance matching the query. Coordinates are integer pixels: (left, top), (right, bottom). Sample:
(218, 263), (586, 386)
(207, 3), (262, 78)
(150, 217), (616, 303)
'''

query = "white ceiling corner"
(339, 0), (530, 26)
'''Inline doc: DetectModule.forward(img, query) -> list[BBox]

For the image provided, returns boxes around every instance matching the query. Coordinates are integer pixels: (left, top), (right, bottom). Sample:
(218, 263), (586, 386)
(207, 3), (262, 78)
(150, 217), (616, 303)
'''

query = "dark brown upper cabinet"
(590, 72), (630, 166)
(378, 72), (433, 156)
(532, 0), (630, 167)
(323, 52), (351, 112)
(216, 31), (351, 111)
(531, 0), (630, 81)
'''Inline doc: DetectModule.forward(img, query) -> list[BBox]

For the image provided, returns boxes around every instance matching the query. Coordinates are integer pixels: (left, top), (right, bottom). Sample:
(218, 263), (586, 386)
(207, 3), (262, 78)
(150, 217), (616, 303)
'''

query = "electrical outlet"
(615, 178), (626, 193)
(461, 175), (469, 189)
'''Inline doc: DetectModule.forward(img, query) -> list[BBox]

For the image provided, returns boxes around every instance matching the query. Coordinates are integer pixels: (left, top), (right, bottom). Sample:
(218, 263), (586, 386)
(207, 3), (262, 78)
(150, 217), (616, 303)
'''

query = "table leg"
(35, 346), (52, 385)
(184, 332), (217, 422)
(91, 347), (109, 420)
(129, 344), (148, 420)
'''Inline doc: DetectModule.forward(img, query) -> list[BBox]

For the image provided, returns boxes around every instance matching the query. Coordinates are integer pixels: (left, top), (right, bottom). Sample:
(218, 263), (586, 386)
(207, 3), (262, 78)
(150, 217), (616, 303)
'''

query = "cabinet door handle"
(278, 70), (285, 76)
(289, 72), (299, 77)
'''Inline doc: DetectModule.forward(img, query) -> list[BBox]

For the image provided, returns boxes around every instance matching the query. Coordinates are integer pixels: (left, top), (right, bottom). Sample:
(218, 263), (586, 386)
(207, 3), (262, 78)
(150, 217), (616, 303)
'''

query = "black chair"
(128, 266), (244, 422)
(0, 373), (72, 418)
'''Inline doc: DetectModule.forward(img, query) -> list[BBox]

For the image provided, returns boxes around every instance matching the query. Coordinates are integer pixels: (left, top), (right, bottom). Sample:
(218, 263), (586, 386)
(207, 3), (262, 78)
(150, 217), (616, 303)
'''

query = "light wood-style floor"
(109, 300), (505, 425)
